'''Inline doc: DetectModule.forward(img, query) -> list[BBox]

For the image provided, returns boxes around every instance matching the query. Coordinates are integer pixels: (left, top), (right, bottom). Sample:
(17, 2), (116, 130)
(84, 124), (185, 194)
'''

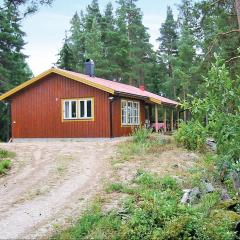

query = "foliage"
(0, 0), (32, 141)
(132, 126), (152, 144)
(174, 120), (207, 152)
(0, 159), (11, 175)
(176, 54), (240, 178)
(0, 149), (15, 159)
(0, 148), (14, 175)
(157, 6), (178, 98)
(53, 172), (237, 240)
(106, 182), (124, 193)
(4, 0), (54, 17)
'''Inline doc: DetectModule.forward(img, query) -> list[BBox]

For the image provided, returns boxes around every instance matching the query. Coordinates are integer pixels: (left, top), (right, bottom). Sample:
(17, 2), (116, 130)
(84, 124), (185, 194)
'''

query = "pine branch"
(225, 56), (240, 63)
(205, 29), (240, 58)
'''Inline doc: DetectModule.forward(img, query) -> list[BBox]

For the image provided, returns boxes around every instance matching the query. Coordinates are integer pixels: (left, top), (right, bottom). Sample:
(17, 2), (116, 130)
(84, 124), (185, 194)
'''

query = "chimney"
(139, 85), (145, 91)
(84, 59), (95, 77)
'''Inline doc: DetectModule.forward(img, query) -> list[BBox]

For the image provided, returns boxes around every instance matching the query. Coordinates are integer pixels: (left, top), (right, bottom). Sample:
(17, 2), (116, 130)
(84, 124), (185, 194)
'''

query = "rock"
(231, 171), (240, 196)
(202, 180), (214, 193)
(221, 189), (231, 201)
(189, 187), (201, 203)
(180, 189), (191, 204)
(206, 138), (217, 151)
(173, 164), (179, 168)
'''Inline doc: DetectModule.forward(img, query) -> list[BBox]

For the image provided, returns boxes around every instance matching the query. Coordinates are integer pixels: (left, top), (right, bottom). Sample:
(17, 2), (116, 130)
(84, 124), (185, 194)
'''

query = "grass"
(0, 149), (15, 175)
(52, 128), (240, 240)
(114, 130), (171, 164)
(0, 159), (11, 174)
(53, 171), (238, 240)
(0, 149), (15, 159)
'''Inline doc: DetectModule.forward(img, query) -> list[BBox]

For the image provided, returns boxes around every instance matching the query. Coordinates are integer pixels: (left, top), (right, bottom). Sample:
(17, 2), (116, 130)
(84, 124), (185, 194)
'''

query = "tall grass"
(132, 126), (152, 143)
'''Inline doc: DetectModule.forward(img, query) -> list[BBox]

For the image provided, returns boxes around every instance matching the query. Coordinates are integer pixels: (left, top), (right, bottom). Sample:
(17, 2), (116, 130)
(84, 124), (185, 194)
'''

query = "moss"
(210, 209), (240, 223)
(215, 200), (240, 210)
(157, 215), (192, 240)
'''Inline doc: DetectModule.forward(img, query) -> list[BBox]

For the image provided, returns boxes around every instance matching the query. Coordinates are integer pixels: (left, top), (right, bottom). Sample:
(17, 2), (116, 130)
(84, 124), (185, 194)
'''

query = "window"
(63, 98), (93, 120)
(121, 100), (140, 126)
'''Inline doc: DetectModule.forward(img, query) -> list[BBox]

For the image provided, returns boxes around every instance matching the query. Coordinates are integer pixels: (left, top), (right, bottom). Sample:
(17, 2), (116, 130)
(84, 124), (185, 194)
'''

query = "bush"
(132, 126), (152, 143)
(0, 159), (11, 174)
(174, 120), (207, 151)
(53, 171), (238, 240)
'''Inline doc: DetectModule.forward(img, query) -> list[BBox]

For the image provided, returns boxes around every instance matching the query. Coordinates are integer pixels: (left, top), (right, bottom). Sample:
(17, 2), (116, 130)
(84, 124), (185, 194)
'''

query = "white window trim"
(63, 98), (94, 121)
(121, 99), (140, 126)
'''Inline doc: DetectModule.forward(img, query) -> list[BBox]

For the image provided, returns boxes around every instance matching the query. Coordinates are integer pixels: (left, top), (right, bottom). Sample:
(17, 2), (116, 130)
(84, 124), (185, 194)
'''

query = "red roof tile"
(61, 69), (178, 106)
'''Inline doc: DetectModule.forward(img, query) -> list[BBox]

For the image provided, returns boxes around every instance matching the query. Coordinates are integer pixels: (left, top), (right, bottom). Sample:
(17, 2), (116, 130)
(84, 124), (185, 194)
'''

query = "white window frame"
(63, 98), (94, 121)
(121, 99), (140, 126)
(64, 100), (77, 120)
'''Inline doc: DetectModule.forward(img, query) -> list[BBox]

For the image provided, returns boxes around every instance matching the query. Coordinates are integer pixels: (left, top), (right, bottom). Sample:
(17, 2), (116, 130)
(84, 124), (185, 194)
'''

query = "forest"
(0, 0), (240, 238)
(0, 0), (239, 148)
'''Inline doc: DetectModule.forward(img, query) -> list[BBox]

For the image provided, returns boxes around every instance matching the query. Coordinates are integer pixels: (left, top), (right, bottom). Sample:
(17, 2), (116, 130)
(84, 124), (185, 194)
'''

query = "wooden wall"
(10, 73), (111, 138)
(111, 98), (145, 137)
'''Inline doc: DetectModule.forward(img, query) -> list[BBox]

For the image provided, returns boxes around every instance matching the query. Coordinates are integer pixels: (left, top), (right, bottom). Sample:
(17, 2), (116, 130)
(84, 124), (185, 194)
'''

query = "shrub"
(0, 159), (11, 174)
(174, 120), (207, 151)
(132, 126), (152, 143)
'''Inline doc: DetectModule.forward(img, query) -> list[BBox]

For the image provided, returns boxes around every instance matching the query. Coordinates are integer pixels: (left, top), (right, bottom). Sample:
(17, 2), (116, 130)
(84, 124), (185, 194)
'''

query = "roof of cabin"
(0, 68), (178, 106)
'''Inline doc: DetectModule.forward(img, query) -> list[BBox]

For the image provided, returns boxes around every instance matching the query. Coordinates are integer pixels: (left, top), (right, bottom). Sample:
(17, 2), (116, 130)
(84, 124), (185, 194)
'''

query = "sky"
(19, 0), (182, 75)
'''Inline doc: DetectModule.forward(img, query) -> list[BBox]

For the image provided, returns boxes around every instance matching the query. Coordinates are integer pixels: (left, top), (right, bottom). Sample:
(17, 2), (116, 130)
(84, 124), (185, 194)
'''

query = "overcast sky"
(16, 0), (181, 75)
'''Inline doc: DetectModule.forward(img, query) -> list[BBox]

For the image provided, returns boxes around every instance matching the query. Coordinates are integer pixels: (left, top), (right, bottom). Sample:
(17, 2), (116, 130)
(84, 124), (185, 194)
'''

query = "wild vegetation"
(0, 0), (239, 141)
(52, 129), (240, 240)
(0, 149), (14, 175)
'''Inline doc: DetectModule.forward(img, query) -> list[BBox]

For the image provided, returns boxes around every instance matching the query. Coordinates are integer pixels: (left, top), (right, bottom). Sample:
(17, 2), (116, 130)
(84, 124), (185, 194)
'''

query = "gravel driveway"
(0, 140), (119, 239)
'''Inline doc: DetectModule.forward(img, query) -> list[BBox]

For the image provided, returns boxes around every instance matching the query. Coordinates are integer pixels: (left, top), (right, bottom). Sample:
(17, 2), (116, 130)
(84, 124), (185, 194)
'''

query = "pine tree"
(157, 6), (178, 98)
(0, 0), (32, 141)
(68, 11), (86, 72)
(56, 34), (75, 71)
(85, 17), (104, 76)
(116, 0), (152, 85)
(174, 23), (197, 100)
(145, 53), (167, 95)
(99, 2), (120, 79)
(85, 0), (102, 31)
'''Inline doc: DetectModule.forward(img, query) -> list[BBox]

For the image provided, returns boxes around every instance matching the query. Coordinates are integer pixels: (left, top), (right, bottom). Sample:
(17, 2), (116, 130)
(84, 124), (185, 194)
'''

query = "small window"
(64, 101), (70, 119)
(87, 100), (92, 118)
(71, 101), (77, 118)
(121, 100), (140, 126)
(64, 100), (77, 119)
(80, 101), (85, 118)
(121, 100), (127, 124)
(63, 98), (93, 120)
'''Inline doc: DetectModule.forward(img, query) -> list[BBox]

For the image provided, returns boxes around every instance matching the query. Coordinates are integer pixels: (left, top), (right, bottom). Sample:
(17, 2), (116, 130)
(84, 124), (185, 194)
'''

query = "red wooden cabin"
(0, 67), (178, 140)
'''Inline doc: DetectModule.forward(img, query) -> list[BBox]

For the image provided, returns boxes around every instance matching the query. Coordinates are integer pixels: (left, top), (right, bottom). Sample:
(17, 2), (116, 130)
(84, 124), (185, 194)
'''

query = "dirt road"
(0, 140), (119, 239)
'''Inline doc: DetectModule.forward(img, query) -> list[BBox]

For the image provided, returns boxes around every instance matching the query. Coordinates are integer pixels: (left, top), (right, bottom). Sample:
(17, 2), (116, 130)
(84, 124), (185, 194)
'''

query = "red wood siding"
(112, 98), (145, 137)
(10, 73), (111, 138)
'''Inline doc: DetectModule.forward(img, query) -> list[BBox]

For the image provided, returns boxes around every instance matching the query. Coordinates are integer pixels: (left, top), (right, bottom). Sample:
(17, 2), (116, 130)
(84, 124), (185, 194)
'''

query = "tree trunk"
(235, 0), (240, 29)
(183, 90), (187, 122)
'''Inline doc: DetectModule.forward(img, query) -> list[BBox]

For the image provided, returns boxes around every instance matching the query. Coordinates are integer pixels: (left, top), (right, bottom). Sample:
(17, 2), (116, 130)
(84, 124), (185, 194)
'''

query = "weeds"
(52, 172), (237, 240)
(132, 126), (152, 143)
(52, 133), (239, 240)
(0, 159), (11, 174)
(0, 148), (15, 175)
(0, 149), (15, 159)
(115, 128), (169, 164)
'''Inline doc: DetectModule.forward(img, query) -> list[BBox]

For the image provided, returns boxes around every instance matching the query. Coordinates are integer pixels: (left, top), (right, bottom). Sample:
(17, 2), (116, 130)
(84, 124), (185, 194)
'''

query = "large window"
(121, 100), (140, 126)
(63, 98), (93, 120)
